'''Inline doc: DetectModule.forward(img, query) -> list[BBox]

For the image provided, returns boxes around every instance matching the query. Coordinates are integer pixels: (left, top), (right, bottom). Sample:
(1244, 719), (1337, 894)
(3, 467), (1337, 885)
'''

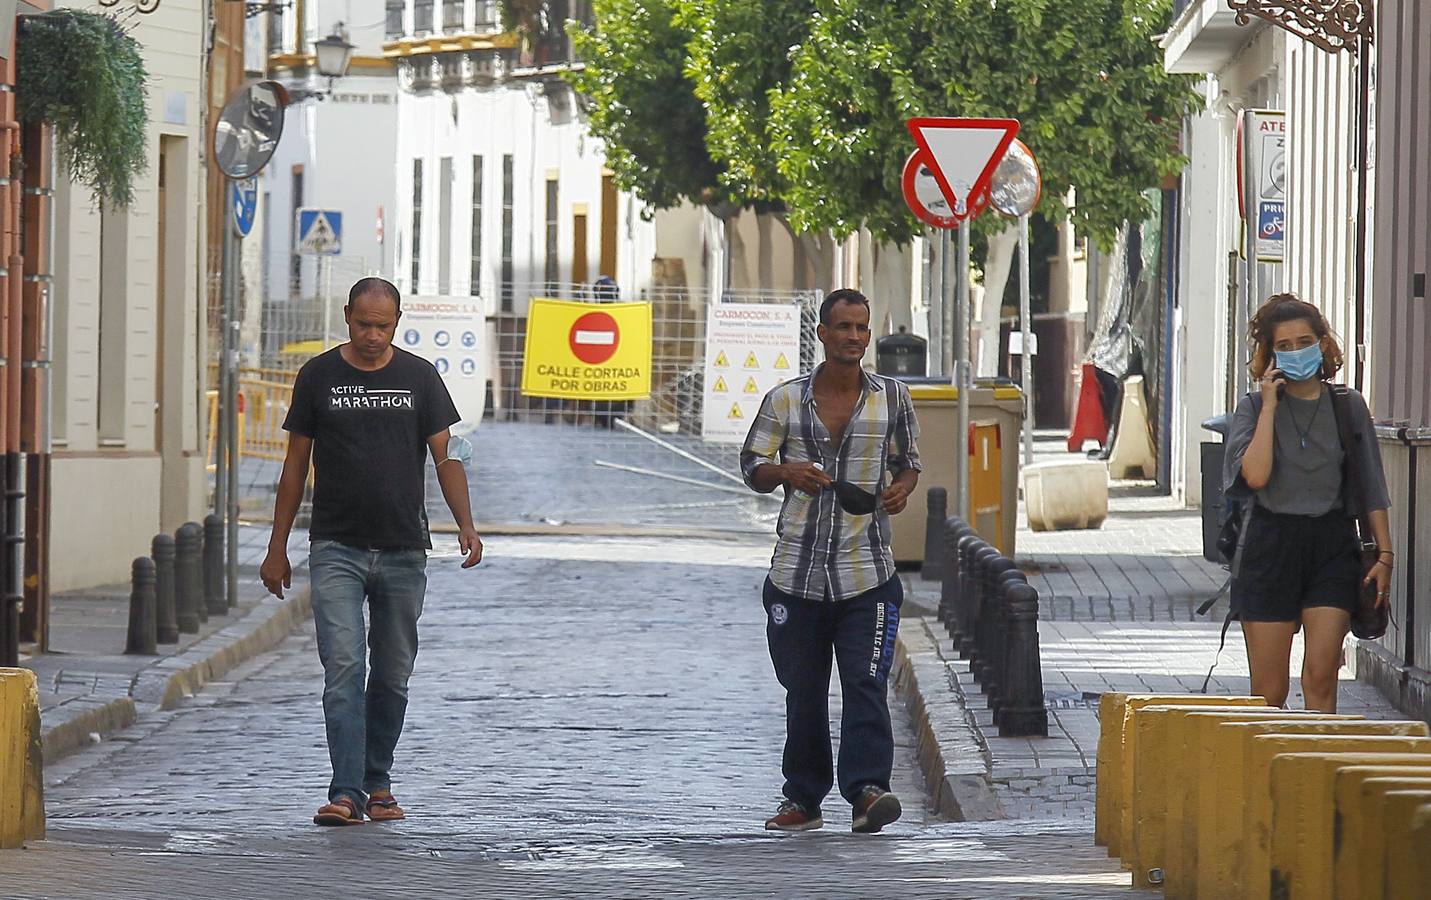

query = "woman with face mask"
(1221, 294), (1392, 713)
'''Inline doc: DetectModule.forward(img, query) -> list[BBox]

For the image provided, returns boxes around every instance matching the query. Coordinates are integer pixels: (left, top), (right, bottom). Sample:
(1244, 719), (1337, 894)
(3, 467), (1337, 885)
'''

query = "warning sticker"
(701, 302), (803, 442)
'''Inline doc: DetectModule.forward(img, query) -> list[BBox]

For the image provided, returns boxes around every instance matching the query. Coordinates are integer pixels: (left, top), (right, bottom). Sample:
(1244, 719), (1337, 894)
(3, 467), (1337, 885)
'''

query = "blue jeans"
(309, 540), (427, 808)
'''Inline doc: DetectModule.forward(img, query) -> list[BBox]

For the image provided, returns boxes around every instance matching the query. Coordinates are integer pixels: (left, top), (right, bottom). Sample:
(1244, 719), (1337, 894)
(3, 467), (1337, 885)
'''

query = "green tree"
(566, 0), (722, 210)
(769, 0), (1200, 247)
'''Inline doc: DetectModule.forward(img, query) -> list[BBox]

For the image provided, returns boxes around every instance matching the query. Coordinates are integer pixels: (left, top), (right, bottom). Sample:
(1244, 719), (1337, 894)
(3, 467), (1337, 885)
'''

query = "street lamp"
(314, 28), (355, 79)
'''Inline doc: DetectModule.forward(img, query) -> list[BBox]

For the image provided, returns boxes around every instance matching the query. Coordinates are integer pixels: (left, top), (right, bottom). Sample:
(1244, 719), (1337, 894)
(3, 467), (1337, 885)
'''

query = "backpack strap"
(1329, 385), (1375, 546)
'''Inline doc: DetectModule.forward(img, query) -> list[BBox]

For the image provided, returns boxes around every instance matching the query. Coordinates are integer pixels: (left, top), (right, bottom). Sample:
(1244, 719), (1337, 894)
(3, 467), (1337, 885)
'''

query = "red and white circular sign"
(569, 311), (620, 364)
(902, 150), (987, 229)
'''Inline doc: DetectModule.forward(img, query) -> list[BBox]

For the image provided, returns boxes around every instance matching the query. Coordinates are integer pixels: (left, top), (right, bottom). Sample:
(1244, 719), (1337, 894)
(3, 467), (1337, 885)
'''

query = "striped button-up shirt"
(740, 366), (922, 601)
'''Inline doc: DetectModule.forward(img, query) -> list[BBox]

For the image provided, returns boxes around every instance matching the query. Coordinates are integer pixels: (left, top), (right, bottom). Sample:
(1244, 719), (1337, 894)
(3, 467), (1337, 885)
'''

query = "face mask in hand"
(1274, 343), (1324, 382)
(833, 481), (880, 516)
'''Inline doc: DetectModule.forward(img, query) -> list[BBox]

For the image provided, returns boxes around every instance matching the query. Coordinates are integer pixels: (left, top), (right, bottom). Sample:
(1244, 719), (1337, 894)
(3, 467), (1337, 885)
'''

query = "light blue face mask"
(1274, 343), (1324, 382)
(442, 433), (474, 466)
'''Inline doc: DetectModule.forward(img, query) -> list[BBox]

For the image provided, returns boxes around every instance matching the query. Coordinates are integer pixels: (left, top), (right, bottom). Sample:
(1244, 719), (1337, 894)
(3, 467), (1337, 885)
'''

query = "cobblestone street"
(3, 534), (1126, 898)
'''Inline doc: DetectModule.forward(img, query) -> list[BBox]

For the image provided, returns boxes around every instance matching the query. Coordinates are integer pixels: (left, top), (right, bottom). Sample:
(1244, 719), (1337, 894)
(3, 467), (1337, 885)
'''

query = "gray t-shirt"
(1223, 386), (1391, 516)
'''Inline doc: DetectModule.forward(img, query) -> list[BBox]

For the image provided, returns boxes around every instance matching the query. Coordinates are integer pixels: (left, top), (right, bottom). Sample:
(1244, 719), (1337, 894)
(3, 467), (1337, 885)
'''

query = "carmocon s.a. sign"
(521, 299), (652, 400)
(702, 303), (802, 442)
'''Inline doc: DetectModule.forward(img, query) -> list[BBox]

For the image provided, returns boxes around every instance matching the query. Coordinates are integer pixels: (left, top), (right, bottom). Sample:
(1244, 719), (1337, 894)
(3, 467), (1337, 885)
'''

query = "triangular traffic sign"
(905, 117), (1019, 218)
(728, 403), (744, 419)
(773, 353), (790, 370)
(744, 352), (760, 369)
(715, 351), (730, 368)
(713, 376), (728, 393)
(743, 377), (760, 394)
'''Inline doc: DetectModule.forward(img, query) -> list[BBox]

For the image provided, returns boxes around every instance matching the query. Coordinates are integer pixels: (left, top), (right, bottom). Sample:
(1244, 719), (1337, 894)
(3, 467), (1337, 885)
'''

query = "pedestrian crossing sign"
(296, 208), (343, 255)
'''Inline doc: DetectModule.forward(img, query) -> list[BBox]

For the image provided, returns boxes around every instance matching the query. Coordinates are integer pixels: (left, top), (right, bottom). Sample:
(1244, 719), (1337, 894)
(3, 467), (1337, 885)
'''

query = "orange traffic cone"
(1067, 363), (1108, 453)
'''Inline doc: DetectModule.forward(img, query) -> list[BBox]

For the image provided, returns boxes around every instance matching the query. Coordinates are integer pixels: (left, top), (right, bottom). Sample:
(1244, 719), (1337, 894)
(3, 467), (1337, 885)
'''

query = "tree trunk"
(756, 212), (775, 289)
(727, 208), (749, 291)
(978, 222), (1020, 377)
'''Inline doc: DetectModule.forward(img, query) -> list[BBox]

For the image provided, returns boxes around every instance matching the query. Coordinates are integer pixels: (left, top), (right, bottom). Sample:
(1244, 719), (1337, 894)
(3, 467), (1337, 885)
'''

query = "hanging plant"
(17, 10), (149, 208)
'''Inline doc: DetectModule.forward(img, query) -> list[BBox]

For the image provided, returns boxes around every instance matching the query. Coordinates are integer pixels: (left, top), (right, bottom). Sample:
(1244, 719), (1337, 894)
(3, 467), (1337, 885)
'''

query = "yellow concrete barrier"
(0, 668), (45, 848)
(1343, 776), (1431, 900)
(1095, 692), (1264, 861)
(1197, 719), (1428, 899)
(1379, 789), (1431, 900)
(1129, 703), (1296, 889)
(1168, 709), (1360, 900)
(1269, 754), (1431, 900)
(1333, 764), (1431, 900)
(1394, 803), (1431, 900)
(1242, 730), (1430, 900)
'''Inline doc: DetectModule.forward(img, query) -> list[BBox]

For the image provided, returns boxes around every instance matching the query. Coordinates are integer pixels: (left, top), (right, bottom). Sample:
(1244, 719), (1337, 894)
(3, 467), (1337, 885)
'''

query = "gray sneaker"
(851, 786), (902, 834)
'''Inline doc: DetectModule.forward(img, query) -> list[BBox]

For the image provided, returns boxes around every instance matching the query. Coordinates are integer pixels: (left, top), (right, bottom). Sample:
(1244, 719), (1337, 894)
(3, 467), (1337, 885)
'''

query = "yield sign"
(569, 310), (620, 364)
(905, 117), (1019, 221)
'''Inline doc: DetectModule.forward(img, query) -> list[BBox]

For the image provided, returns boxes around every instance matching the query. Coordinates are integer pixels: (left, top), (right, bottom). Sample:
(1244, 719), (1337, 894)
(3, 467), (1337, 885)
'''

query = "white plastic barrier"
(1023, 459), (1110, 532)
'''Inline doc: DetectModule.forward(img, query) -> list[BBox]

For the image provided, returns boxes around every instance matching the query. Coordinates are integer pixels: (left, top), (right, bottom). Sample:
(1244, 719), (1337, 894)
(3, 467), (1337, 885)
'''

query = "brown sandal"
(313, 797), (365, 826)
(366, 791), (405, 822)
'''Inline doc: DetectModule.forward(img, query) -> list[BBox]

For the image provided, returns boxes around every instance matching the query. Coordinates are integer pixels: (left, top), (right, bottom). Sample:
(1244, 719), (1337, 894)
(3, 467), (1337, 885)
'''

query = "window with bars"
(474, 0), (499, 28)
(500, 154), (514, 312)
(470, 155), (484, 297)
(413, 0), (433, 35)
(411, 159), (424, 290)
(544, 176), (559, 288)
(385, 0), (405, 39)
(442, 0), (464, 33)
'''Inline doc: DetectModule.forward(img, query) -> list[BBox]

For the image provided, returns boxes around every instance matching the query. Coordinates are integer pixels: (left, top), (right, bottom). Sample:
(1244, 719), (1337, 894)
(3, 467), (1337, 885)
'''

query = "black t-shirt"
(283, 346), (460, 549)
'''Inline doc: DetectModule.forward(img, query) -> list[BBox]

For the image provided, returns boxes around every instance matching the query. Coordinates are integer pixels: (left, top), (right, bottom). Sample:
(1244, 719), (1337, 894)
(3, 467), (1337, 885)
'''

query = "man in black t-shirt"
(261, 277), (483, 827)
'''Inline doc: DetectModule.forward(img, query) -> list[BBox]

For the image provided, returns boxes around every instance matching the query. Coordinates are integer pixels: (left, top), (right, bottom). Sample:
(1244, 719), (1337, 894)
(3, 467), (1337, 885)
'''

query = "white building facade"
(48, 0), (210, 590)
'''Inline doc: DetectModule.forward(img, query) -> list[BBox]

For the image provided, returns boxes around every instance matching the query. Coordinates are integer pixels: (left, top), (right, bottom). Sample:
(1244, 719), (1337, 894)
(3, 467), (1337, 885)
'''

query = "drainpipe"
(20, 120), (50, 651)
(5, 114), (24, 670)
(0, 51), (16, 667)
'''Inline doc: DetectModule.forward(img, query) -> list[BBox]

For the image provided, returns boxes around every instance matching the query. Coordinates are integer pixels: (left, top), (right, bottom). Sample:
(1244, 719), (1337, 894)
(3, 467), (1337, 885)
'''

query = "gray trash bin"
(1200, 414), (1229, 563)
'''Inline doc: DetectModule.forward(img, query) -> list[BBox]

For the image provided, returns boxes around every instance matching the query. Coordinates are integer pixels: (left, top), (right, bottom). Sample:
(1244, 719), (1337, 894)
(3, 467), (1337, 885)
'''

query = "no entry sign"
(569, 311), (620, 365)
(521, 298), (652, 400)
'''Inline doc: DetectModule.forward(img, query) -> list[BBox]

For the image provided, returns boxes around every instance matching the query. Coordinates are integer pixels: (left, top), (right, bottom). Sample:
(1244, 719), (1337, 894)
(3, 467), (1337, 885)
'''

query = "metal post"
(955, 223), (972, 522)
(936, 229), (951, 378)
(321, 255), (335, 351)
(223, 208), (241, 610)
(1018, 214), (1034, 467)
(203, 513), (224, 612)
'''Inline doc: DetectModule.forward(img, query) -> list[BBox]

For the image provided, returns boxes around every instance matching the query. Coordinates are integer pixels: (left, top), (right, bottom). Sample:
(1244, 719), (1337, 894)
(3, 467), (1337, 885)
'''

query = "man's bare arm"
(260, 433), (313, 598)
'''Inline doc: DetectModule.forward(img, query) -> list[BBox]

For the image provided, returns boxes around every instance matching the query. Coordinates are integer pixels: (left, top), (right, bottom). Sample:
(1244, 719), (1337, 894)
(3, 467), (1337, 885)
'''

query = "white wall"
(261, 75), (399, 302)
(50, 0), (208, 590)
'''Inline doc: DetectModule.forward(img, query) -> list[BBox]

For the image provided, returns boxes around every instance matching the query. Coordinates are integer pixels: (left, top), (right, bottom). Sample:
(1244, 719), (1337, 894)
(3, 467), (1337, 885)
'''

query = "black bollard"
(175, 523), (203, 633)
(955, 535), (986, 658)
(998, 582), (1049, 737)
(152, 534), (179, 644)
(939, 517), (972, 633)
(203, 514), (225, 614)
(969, 545), (1001, 671)
(987, 566), (1026, 720)
(921, 489), (949, 582)
(125, 557), (157, 655)
(973, 552), (1013, 687)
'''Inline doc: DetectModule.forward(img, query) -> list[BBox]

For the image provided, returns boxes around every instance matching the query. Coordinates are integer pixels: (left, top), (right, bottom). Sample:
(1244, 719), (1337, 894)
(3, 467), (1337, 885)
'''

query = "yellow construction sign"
(521, 298), (652, 400)
(713, 376), (729, 393)
(774, 352), (791, 369)
(743, 377), (760, 394)
(714, 351), (730, 368)
(728, 403), (744, 419)
(744, 352), (760, 368)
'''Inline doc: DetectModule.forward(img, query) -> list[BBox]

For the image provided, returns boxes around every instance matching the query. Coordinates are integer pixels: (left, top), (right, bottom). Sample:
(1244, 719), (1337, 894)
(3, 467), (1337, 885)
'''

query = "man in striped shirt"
(740, 288), (922, 834)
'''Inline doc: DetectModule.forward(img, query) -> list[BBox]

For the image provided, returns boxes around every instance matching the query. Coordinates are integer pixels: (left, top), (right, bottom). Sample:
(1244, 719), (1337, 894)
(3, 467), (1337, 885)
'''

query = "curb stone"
(40, 587), (312, 763)
(892, 616), (1004, 821)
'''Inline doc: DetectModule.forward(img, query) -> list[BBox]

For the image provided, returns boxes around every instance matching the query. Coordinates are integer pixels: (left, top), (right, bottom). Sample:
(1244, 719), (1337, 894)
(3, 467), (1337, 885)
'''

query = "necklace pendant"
(1300, 438), (1307, 449)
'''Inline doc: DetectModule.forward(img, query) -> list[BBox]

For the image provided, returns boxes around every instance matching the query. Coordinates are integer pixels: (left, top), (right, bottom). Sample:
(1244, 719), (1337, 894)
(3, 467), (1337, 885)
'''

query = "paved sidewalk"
(21, 525), (310, 762)
(903, 435), (1408, 820)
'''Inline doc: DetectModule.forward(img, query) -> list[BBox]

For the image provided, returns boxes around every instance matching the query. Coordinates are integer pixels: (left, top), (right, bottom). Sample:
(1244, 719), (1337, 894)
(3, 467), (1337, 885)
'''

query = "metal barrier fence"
(213, 277), (821, 531)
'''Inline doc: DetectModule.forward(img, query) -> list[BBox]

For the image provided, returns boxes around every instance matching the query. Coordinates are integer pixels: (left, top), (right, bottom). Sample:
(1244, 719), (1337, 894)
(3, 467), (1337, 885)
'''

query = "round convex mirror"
(989, 139), (1042, 219)
(213, 81), (288, 180)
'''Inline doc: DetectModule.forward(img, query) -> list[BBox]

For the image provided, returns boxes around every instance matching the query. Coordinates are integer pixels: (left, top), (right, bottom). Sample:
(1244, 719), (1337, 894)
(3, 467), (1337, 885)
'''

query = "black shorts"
(1231, 507), (1362, 622)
